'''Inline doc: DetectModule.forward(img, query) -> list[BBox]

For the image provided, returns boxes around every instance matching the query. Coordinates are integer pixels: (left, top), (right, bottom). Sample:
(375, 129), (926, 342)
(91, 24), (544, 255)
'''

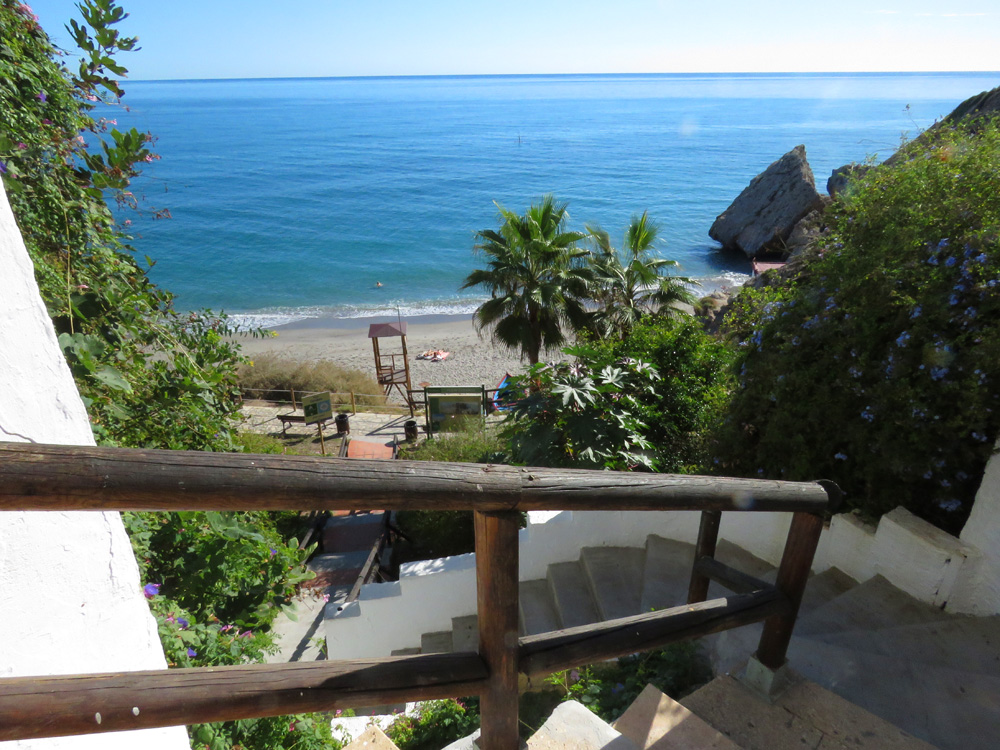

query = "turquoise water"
(116, 72), (998, 326)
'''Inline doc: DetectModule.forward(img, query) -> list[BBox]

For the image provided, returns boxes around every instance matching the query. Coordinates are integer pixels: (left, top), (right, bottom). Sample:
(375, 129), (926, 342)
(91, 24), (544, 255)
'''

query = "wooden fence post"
(687, 510), (721, 604)
(754, 510), (825, 670)
(475, 510), (520, 750)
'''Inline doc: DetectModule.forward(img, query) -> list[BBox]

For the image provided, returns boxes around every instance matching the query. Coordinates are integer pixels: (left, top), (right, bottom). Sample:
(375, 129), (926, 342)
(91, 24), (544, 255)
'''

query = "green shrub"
(544, 642), (712, 723)
(716, 119), (1000, 531)
(239, 352), (386, 406)
(502, 317), (733, 472)
(385, 699), (480, 750)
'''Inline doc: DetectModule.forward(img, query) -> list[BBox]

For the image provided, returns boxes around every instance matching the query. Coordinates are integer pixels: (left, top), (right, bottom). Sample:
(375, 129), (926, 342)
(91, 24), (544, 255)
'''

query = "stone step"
(420, 630), (453, 654)
(451, 614), (479, 652)
(389, 646), (421, 656)
(613, 683), (740, 749)
(581, 546), (645, 621)
(809, 614), (1000, 677)
(548, 560), (601, 629)
(527, 699), (638, 749)
(784, 637), (1000, 749)
(520, 579), (561, 636)
(639, 536), (695, 613)
(699, 567), (857, 676)
(706, 540), (776, 600)
(681, 674), (935, 750)
(796, 574), (952, 637)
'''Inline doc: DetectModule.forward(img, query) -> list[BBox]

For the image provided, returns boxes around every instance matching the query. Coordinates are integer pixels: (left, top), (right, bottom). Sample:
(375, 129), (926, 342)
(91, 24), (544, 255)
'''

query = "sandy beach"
(233, 313), (534, 396)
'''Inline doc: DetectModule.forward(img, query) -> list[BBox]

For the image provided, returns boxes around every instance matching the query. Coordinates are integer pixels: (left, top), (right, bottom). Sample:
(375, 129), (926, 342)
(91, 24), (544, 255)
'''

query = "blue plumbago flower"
(802, 316), (820, 330)
(967, 308), (978, 319)
(945, 256), (958, 267)
(927, 256), (939, 266)
(974, 253), (988, 264)
(912, 407), (926, 418)
(940, 479), (952, 488)
(923, 470), (933, 479)
(790, 337), (801, 346)
(825, 297), (837, 310)
(896, 331), (911, 347)
(938, 499), (962, 512)
(957, 471), (969, 481)
(834, 452), (848, 461)
(930, 366), (949, 381)
(937, 238), (950, 250)
(972, 431), (989, 442)
(949, 294), (960, 306)
(848, 366), (862, 378)
(861, 407), (875, 422)
(988, 279), (999, 288)
(843, 313), (851, 320)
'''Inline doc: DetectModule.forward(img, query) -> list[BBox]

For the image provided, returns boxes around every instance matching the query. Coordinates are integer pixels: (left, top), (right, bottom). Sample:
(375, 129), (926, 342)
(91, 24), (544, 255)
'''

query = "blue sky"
(27, 0), (1000, 80)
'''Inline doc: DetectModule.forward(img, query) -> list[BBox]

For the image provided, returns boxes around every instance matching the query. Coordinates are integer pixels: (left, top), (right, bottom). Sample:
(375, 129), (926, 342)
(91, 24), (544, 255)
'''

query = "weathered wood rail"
(0, 442), (839, 749)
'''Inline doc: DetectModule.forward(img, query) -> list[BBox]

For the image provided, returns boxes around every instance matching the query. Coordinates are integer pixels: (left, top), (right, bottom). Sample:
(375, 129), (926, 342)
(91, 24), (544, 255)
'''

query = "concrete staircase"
(395, 533), (1000, 749)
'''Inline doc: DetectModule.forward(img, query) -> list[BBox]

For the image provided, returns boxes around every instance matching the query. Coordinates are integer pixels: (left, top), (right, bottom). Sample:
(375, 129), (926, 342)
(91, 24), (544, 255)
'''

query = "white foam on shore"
(225, 271), (751, 331)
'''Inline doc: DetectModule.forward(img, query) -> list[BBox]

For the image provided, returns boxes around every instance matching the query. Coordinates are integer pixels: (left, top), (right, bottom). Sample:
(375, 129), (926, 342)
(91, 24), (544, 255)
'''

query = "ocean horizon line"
(128, 70), (1000, 85)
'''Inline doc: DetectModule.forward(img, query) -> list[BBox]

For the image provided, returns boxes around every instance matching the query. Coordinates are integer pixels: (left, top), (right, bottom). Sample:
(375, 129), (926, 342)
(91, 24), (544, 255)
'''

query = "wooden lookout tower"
(368, 321), (414, 412)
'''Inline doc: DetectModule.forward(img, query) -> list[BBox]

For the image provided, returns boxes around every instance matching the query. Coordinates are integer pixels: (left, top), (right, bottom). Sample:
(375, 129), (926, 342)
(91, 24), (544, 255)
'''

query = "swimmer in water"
(375, 281), (383, 288)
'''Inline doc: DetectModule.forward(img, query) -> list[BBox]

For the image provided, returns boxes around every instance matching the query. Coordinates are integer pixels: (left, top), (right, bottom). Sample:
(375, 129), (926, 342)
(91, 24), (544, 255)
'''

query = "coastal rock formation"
(784, 201), (832, 257)
(827, 163), (871, 198)
(709, 145), (825, 258)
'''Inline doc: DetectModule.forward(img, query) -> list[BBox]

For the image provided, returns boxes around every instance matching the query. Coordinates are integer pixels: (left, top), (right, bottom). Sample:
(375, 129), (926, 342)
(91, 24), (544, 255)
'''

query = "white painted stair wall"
(327, 458), (1000, 660)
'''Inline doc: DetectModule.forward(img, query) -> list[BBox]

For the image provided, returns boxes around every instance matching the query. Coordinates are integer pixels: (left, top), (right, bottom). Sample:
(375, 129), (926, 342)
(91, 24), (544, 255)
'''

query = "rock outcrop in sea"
(708, 144), (825, 259)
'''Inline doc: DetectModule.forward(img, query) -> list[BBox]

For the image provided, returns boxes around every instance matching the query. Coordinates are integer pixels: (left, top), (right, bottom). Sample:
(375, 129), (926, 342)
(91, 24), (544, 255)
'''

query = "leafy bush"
(385, 699), (480, 750)
(502, 317), (732, 472)
(715, 120), (1000, 531)
(239, 352), (385, 406)
(543, 642), (712, 723)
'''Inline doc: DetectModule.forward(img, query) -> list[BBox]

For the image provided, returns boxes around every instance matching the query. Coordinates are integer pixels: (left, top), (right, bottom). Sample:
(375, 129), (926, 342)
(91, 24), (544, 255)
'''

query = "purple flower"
(269, 548), (277, 557)
(895, 331), (911, 347)
(37, 91), (46, 102)
(187, 648), (197, 657)
(143, 583), (160, 599)
(0, 161), (6, 174)
(944, 256), (957, 267)
(861, 407), (875, 422)
(834, 452), (848, 461)
(177, 618), (190, 630)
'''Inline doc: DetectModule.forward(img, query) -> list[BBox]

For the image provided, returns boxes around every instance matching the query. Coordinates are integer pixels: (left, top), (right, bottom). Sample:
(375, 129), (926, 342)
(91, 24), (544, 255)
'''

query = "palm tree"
(462, 196), (592, 365)
(587, 211), (696, 338)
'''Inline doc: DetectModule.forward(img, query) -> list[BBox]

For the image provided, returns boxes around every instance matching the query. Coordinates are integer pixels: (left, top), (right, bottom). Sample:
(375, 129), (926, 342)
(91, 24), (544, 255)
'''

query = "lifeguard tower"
(368, 321), (414, 413)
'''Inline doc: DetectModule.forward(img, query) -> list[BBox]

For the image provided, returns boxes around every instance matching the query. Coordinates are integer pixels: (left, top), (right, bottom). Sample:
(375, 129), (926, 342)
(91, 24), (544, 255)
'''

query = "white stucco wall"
(0, 184), (188, 748)
(950, 445), (1000, 614)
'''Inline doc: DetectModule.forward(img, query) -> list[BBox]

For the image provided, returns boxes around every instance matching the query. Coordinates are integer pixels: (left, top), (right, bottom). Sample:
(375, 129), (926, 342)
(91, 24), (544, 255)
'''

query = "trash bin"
(404, 420), (418, 442)
(335, 413), (350, 435)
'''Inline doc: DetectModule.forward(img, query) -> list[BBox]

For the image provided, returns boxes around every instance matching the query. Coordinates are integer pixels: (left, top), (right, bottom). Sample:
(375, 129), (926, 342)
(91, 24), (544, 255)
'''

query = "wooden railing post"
(475, 510), (520, 750)
(754, 510), (825, 670)
(687, 510), (721, 603)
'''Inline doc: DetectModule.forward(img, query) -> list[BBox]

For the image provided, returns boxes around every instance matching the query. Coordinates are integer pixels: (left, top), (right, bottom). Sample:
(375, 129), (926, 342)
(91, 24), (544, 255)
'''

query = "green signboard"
(424, 385), (486, 434)
(302, 392), (333, 425)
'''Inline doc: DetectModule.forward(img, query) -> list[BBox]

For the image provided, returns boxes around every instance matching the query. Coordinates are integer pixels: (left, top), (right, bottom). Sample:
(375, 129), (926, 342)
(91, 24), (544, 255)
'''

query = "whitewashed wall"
(327, 462), (1000, 658)
(0, 184), (188, 749)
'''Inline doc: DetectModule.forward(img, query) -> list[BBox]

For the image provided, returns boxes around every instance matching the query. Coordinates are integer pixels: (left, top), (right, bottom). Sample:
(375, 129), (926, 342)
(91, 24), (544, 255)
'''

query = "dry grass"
(238, 352), (386, 406)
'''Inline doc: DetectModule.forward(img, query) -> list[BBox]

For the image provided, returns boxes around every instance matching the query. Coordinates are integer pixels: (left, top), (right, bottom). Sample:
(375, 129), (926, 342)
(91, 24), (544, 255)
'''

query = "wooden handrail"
(519, 587), (790, 677)
(0, 653), (488, 742)
(0, 441), (840, 749)
(0, 443), (834, 513)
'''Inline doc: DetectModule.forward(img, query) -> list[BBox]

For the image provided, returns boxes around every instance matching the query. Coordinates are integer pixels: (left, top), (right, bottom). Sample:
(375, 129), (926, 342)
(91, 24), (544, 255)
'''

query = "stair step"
(451, 614), (479, 652)
(785, 637), (1000, 749)
(390, 646), (421, 656)
(682, 674), (935, 750)
(613, 683), (740, 749)
(699, 567), (857, 676)
(706, 540), (776, 599)
(420, 630), (453, 654)
(520, 579), (561, 636)
(809, 614), (1000, 677)
(527, 699), (638, 749)
(548, 561), (601, 628)
(639, 536), (695, 613)
(581, 546), (645, 621)
(796, 575), (952, 637)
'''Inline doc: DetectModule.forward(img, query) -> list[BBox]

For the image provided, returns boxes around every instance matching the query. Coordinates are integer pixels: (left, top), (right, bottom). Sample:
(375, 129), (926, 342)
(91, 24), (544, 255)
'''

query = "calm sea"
(115, 72), (998, 327)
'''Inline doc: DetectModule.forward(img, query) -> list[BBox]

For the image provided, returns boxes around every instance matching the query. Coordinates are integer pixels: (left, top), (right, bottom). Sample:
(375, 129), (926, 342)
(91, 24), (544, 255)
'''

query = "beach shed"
(368, 321), (414, 412)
